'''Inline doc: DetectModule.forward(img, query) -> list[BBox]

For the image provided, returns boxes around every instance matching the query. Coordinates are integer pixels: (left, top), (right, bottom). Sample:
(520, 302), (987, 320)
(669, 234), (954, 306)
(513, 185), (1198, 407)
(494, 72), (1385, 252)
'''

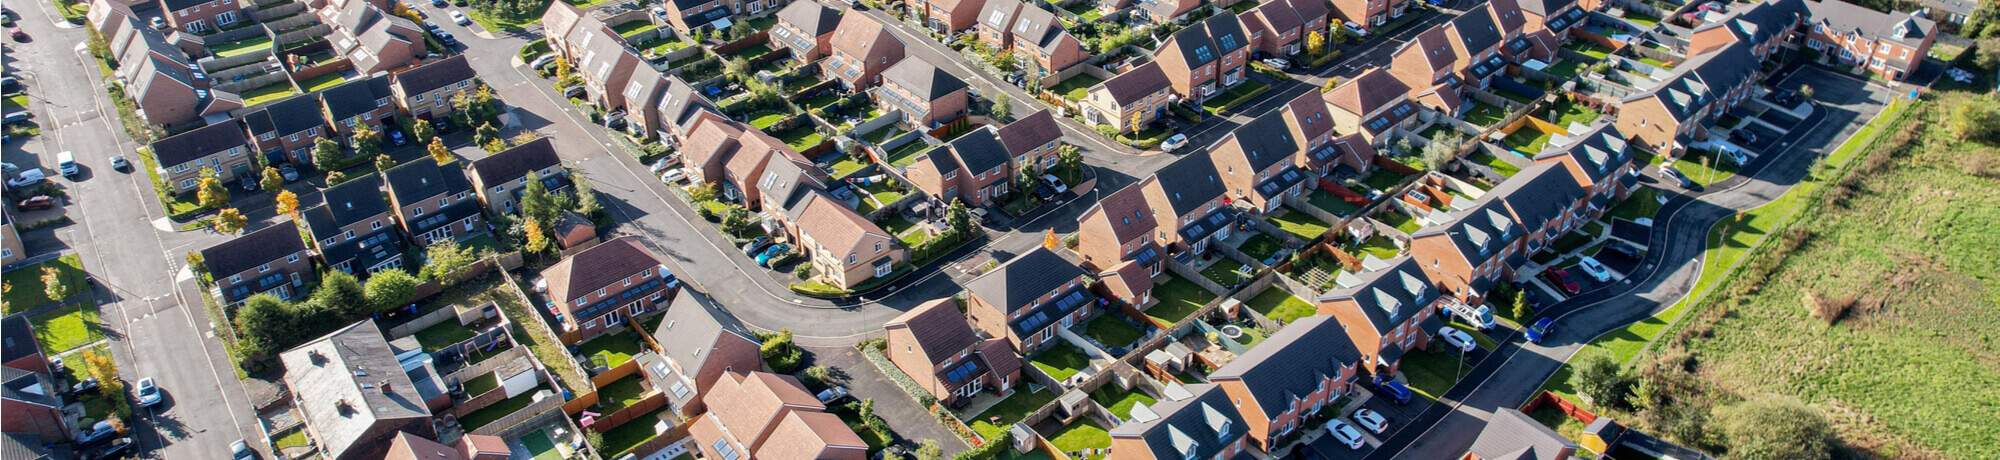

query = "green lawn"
(299, 73), (346, 93)
(458, 386), (542, 432)
(1463, 101), (1509, 127)
(466, 8), (540, 32)
(1084, 315), (1146, 348)
(1398, 349), (1470, 400)
(1307, 191), (1361, 217)
(1544, 60), (1586, 80)
(272, 427), (310, 449)
(1606, 187), (1662, 221)
(1197, 257), (1250, 287)
(464, 372), (500, 397)
(1621, 11), (1660, 28)
(1061, 1), (1105, 21)
(770, 124), (825, 151)
(600, 407), (671, 456)
(1471, 151), (1523, 177)
(860, 179), (907, 208)
(1375, 211), (1422, 235)
(1145, 276), (1216, 326)
(1502, 128), (1554, 154)
(596, 376), (652, 413)
(1245, 289), (1315, 324)
(577, 332), (644, 370)
(1267, 211), (1331, 242)
(748, 112), (788, 129)
(635, 36), (692, 55)
(1049, 419), (1112, 459)
(210, 36), (273, 58)
(1200, 80), (1270, 113)
(1049, 73), (1105, 101)
(1546, 101), (1603, 126)
(1352, 235), (1401, 260)
(1030, 344), (1092, 382)
(519, 430), (565, 460)
(830, 402), (894, 450)
(1091, 385), (1156, 420)
(882, 141), (932, 167)
(1564, 42), (1613, 61)
(726, 44), (774, 60)
(1363, 170), (1408, 192)
(1668, 149), (1741, 187)
(3, 254), (87, 314)
(967, 387), (1057, 442)
(828, 155), (870, 178)
(1637, 56), (1674, 70)
(611, 20), (658, 36)
(802, 93), (841, 111)
(32, 303), (103, 353)
(412, 321), (477, 353)
(1237, 234), (1287, 262)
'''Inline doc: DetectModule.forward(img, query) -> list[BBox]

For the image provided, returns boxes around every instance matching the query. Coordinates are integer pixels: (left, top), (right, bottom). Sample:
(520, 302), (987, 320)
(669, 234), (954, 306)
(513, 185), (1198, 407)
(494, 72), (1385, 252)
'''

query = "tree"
(945, 199), (974, 240)
(1306, 30), (1326, 56)
(82, 348), (125, 406)
(1570, 354), (1632, 409)
(1974, 37), (2000, 69)
(1511, 289), (1533, 321)
(374, 154), (397, 171)
(428, 137), (453, 164)
(236, 294), (308, 356)
(419, 239), (480, 284)
(470, 85), (499, 124)
(1796, 84), (1814, 100)
(314, 271), (368, 318)
(326, 170), (349, 185)
(721, 205), (753, 236)
(261, 166), (284, 194)
(523, 217), (553, 255)
(510, 131), (539, 147)
(475, 122), (501, 151)
(1057, 143), (1083, 180)
(991, 93), (1012, 121)
(520, 171), (557, 224)
(41, 266), (78, 305)
(1420, 132), (1463, 171)
(214, 208), (248, 234)
(1128, 112), (1144, 135)
(1947, 97), (2000, 141)
(572, 171), (603, 218)
(364, 269), (419, 313)
(312, 138), (344, 172)
(412, 119), (436, 143)
(353, 124), (383, 157)
(916, 440), (943, 460)
(1714, 397), (1832, 460)
(197, 169), (230, 210)
(804, 365), (832, 385)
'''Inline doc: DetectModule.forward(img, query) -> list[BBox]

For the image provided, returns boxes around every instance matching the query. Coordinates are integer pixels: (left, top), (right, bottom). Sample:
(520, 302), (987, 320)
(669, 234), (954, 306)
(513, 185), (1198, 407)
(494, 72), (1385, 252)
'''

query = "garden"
(2, 254), (87, 313)
(1374, 210), (1423, 235)
(1030, 343), (1093, 382)
(32, 303), (104, 354)
(456, 385), (544, 432)
(598, 406), (673, 457)
(209, 36), (274, 59)
(1049, 73), (1104, 102)
(1501, 126), (1555, 154)
(1200, 80), (1270, 113)
(1307, 190), (1362, 217)
(1144, 276), (1216, 326)
(575, 329), (646, 370)
(594, 375), (653, 413)
(1266, 210), (1331, 243)
(1091, 384), (1156, 421)
(1347, 235), (1402, 261)
(965, 387), (1057, 441)
(1196, 257), (1251, 288)
(1236, 233), (1288, 264)
(1463, 101), (1510, 127)
(1083, 314), (1146, 351)
(241, 82), (300, 107)
(1244, 289), (1315, 324)
(411, 320), (480, 353)
(1564, 42), (1613, 61)
(1048, 420), (1111, 459)
(1469, 150), (1523, 177)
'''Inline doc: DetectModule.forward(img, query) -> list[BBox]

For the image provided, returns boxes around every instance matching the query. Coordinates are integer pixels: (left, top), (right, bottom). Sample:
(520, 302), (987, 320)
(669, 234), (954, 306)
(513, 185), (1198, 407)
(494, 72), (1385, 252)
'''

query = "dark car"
(1541, 268), (1581, 295)
(75, 420), (117, 446)
(1603, 241), (1641, 259)
(1661, 166), (1695, 188)
(87, 437), (135, 460)
(423, 21), (442, 33)
(433, 117), (456, 134)
(1370, 375), (1413, 405)
(1771, 89), (1802, 107)
(1729, 129), (1758, 145)
(1527, 317), (1556, 343)
(431, 0), (447, 6)
(71, 376), (99, 396)
(389, 129), (408, 146)
(436, 31), (459, 47)
(562, 85), (587, 99)
(16, 195), (53, 210)
(1033, 184), (1055, 200)
(740, 236), (772, 255)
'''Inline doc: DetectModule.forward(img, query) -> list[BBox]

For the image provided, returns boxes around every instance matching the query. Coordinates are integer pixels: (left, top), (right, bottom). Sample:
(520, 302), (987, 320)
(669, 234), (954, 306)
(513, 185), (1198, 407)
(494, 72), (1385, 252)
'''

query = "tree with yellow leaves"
(428, 137), (453, 164)
(1307, 30), (1326, 57)
(197, 168), (229, 210)
(214, 208), (248, 234)
(277, 190), (301, 217)
(523, 217), (552, 255)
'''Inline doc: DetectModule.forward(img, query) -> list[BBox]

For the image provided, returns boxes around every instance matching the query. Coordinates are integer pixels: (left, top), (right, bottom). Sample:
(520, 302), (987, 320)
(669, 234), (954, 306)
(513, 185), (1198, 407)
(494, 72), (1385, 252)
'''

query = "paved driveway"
(806, 346), (971, 456)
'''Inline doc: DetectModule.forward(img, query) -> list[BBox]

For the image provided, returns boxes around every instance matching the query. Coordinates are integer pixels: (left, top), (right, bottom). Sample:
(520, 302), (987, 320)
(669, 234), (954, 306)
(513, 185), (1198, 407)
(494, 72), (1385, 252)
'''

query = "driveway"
(806, 346), (970, 456)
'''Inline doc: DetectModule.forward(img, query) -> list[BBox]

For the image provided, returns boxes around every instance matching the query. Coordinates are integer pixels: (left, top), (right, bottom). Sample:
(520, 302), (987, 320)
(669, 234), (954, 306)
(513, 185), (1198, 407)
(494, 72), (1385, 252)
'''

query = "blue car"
(1371, 376), (1413, 405)
(756, 244), (790, 267)
(1527, 318), (1556, 343)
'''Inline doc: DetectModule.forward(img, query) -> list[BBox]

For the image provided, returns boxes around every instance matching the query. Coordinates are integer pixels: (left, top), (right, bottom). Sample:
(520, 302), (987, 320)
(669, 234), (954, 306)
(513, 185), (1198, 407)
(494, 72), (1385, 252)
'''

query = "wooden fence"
(468, 389), (567, 436)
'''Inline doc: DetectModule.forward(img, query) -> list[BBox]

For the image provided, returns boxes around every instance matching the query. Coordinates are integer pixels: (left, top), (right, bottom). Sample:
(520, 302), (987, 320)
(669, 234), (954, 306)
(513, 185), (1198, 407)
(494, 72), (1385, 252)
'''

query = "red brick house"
(1801, 0), (1933, 81)
(1005, 6), (1089, 78)
(1106, 384), (1251, 460)
(1325, 67), (1422, 148)
(903, 126), (1013, 207)
(779, 192), (906, 289)
(1276, 91), (1344, 175)
(1462, 409), (1580, 460)
(1532, 125), (1638, 202)
(975, 0), (1025, 48)
(319, 76), (399, 140)
(640, 290), (765, 418)
(1074, 176), (1167, 272)
(996, 110), (1066, 171)
(688, 372), (867, 460)
(1154, 13), (1252, 101)
(382, 157), (487, 246)
(875, 58), (971, 129)
(1, 366), (68, 443)
(884, 299), (1025, 405)
(1208, 111), (1310, 214)
(1131, 0), (1202, 24)
(159, 0), (243, 33)
(541, 237), (679, 343)
(1613, 41), (1766, 156)
(1209, 316), (1362, 450)
(390, 55), (479, 121)
(1, 316), (50, 376)
(822, 14), (907, 90)
(1080, 61), (1172, 134)
(1074, 151), (1234, 267)
(771, 1), (842, 62)
(1330, 0), (1412, 32)
(201, 220), (317, 305)
(467, 138), (567, 216)
(962, 248), (1096, 354)
(319, 0), (425, 75)
(907, 0), (989, 33)
(1314, 256), (1444, 374)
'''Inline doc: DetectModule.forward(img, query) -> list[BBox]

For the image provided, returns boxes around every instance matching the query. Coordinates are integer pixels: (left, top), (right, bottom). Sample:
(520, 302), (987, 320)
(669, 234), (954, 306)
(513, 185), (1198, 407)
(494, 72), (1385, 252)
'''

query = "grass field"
(2, 254), (86, 314)
(32, 303), (103, 353)
(1197, 257), (1249, 287)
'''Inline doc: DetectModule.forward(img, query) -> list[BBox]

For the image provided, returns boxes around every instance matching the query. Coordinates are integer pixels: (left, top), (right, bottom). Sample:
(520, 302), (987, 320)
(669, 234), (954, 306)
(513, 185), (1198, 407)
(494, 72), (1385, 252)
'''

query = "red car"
(16, 195), (53, 210)
(1541, 268), (1582, 295)
(7, 27), (25, 41)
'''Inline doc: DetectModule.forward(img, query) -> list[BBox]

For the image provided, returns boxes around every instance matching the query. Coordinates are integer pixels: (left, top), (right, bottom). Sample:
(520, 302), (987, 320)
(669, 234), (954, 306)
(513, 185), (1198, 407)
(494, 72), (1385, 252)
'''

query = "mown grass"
(968, 387), (1056, 442)
(1031, 344), (1092, 382)
(2, 254), (86, 314)
(1049, 419), (1111, 459)
(32, 303), (104, 353)
(1090, 385), (1156, 420)
(1244, 288), (1315, 324)
(1267, 211), (1330, 242)
(1145, 276), (1215, 326)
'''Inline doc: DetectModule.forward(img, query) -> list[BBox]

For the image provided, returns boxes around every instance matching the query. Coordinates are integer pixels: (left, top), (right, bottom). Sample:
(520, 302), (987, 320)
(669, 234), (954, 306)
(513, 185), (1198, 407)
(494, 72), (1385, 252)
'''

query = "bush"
(953, 431), (1013, 460)
(1714, 396), (1832, 460)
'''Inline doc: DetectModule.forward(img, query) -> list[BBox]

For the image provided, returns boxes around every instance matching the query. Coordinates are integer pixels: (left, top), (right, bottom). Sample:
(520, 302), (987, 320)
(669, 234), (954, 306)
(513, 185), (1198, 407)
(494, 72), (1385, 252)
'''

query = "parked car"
(76, 420), (118, 446)
(659, 169), (687, 184)
(1541, 268), (1581, 295)
(423, 21), (442, 33)
(529, 53), (558, 71)
(135, 377), (163, 407)
(1328, 420), (1366, 449)
(148, 17), (169, 29)
(7, 168), (45, 188)
(1033, 184), (1055, 201)
(389, 129), (408, 146)
(242, 176), (259, 191)
(1351, 408), (1389, 434)
(109, 155), (131, 172)
(1370, 375), (1412, 405)
(740, 236), (772, 256)
(280, 163), (299, 182)
(87, 437), (134, 460)
(430, 0), (447, 6)
(1602, 241), (1641, 259)
(16, 195), (53, 210)
(70, 376), (99, 396)
(1438, 327), (1477, 353)
(1160, 134), (1189, 152)
(1260, 58), (1291, 70)
(815, 386), (849, 403)
(755, 243), (790, 267)
(1576, 256), (1612, 282)
(1660, 166), (1694, 188)
(1729, 129), (1758, 145)
(1040, 174), (1068, 193)
(1, 161), (15, 172)
(232, 439), (258, 460)
(1771, 89), (1802, 107)
(10, 26), (26, 41)
(436, 31), (460, 47)
(1441, 302), (1495, 331)
(56, 151), (78, 177)
(562, 85), (587, 99)
(448, 10), (470, 25)
(3, 110), (31, 125)
(1527, 317), (1556, 343)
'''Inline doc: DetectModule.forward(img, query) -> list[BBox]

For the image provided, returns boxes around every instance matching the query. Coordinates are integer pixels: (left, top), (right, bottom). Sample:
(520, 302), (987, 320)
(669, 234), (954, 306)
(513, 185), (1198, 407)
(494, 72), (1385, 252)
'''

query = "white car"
(448, 10), (470, 25)
(135, 377), (162, 407)
(1350, 408), (1389, 434)
(1577, 256), (1612, 282)
(1443, 302), (1495, 331)
(1160, 134), (1189, 152)
(1328, 420), (1366, 450)
(1040, 174), (1068, 193)
(1438, 327), (1477, 353)
(660, 169), (688, 183)
(1260, 58), (1291, 70)
(7, 168), (45, 188)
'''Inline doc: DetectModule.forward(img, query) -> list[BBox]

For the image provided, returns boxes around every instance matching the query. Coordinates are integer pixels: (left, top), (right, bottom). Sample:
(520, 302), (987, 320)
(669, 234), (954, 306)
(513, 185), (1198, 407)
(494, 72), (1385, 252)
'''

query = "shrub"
(954, 430), (1013, 460)
(1714, 396), (1832, 460)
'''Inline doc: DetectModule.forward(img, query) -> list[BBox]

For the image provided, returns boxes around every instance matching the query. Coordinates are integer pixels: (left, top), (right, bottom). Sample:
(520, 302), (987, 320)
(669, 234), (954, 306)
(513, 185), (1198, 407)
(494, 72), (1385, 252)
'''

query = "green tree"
(197, 168), (230, 210)
(1973, 37), (2000, 69)
(474, 122), (501, 150)
(519, 171), (557, 224)
(353, 124), (384, 157)
(261, 166), (285, 194)
(214, 208), (249, 234)
(412, 119), (436, 143)
(916, 440), (943, 460)
(1948, 97), (1999, 141)
(41, 266), (78, 305)
(1420, 132), (1463, 171)
(1511, 289), (1533, 321)
(991, 93), (1012, 121)
(236, 293), (307, 357)
(1570, 354), (1632, 410)
(364, 269), (419, 313)
(946, 199), (974, 240)
(418, 239), (480, 284)
(572, 171), (603, 219)
(313, 271), (368, 319)
(1714, 396), (1832, 460)
(721, 205), (753, 236)
(1057, 143), (1083, 181)
(312, 138), (344, 172)
(375, 154), (397, 172)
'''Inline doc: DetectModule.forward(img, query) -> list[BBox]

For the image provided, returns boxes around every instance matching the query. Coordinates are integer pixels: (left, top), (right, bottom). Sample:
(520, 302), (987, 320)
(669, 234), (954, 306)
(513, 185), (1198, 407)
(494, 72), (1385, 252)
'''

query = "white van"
(57, 151), (79, 177)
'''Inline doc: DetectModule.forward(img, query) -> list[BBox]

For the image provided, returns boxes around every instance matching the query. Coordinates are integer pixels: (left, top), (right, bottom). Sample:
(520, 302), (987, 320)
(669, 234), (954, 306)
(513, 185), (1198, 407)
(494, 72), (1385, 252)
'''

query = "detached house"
(771, 1), (843, 62)
(996, 110), (1065, 171)
(1325, 68), (1422, 148)
(1315, 256), (1444, 374)
(781, 192), (906, 289)
(242, 96), (331, 164)
(201, 220), (316, 305)
(320, 76), (400, 140)
(904, 126), (1013, 207)
(1106, 384), (1251, 460)
(541, 236), (678, 343)
(677, 115), (815, 209)
(640, 291), (764, 418)
(1132, 0), (1203, 24)
(1462, 409), (1581, 460)
(822, 14), (907, 90)
(1801, 0), (1934, 82)
(1209, 316), (1363, 450)
(280, 320), (436, 460)
(962, 248), (1097, 354)
(908, 0), (990, 33)
(1208, 111), (1310, 214)
(149, 120), (253, 192)
(391, 55), (479, 121)
(303, 175), (408, 276)
(1005, 6), (1089, 78)
(875, 58), (971, 129)
(1154, 13), (1252, 101)
(689, 371), (869, 460)
(884, 299), (1025, 405)
(319, 0), (425, 75)
(1080, 61), (1172, 134)
(383, 158), (487, 246)
(467, 138), (567, 215)
(1, 366), (67, 443)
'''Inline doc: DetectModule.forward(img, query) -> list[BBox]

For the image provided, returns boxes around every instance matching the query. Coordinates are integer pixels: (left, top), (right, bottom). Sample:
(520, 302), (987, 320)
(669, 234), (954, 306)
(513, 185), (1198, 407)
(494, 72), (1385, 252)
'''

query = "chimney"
(380, 379), (393, 394)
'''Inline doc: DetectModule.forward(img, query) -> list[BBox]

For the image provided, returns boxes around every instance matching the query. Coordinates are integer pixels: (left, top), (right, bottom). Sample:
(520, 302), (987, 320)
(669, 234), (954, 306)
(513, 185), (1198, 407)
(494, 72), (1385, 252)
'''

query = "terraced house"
(159, 0), (242, 33)
(1154, 13), (1252, 101)
(1533, 126), (1639, 202)
(689, 371), (868, 460)
(574, 28), (645, 113)
(149, 120), (253, 192)
(383, 158), (486, 246)
(1513, 0), (1590, 53)
(822, 14), (907, 90)
(541, 237), (678, 343)
(963, 247), (1098, 354)
(903, 126), (1012, 207)
(1329, 0), (1412, 32)
(874, 58), (971, 129)
(1800, 0), (1934, 82)
(1315, 256), (1444, 374)
(1209, 316), (1363, 451)
(639, 291), (764, 418)
(107, 18), (239, 128)
(1279, 91), (1376, 175)
(1106, 384), (1251, 460)
(467, 138), (568, 215)
(319, 76), (400, 140)
(200, 220), (316, 305)
(241, 96), (332, 164)
(1613, 40), (1766, 155)
(303, 175), (408, 276)
(1241, 0), (1330, 57)
(653, 76), (722, 143)
(884, 299), (1025, 405)
(1415, 163), (1590, 304)
(390, 55), (479, 121)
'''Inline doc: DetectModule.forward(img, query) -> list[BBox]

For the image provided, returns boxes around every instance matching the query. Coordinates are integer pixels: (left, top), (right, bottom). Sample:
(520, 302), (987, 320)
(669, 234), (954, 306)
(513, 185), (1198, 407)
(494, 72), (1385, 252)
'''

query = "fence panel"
(1163, 257), (1227, 296)
(468, 389), (567, 436)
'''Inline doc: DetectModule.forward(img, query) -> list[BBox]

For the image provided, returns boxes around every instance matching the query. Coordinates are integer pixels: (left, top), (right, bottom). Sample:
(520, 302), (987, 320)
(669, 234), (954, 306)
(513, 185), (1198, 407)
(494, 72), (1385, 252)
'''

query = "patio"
(1145, 276), (1216, 326)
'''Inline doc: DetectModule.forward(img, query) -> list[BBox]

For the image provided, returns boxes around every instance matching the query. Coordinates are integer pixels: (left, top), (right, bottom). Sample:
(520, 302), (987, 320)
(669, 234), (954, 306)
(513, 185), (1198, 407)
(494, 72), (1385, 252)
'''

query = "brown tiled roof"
(1282, 90), (1336, 143)
(1415, 83), (1463, 113)
(706, 372), (825, 450)
(1287, 0), (1330, 24)
(1325, 68), (1410, 116)
(541, 236), (664, 305)
(996, 110), (1063, 159)
(973, 337), (1022, 378)
(540, 0), (583, 38)
(1100, 258), (1157, 302)
(680, 112), (742, 169)
(755, 412), (869, 460)
(1087, 177), (1162, 244)
(791, 194), (893, 265)
(1095, 61), (1170, 106)
(829, 14), (902, 65)
(384, 432), (460, 460)
(1403, 26), (1458, 73)
(456, 434), (509, 460)
(1249, 1), (1302, 34)
(886, 299), (980, 367)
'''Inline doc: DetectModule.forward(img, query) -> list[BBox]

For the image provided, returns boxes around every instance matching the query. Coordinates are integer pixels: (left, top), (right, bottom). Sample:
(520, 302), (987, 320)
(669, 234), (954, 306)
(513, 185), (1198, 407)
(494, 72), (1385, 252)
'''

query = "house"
(1096, 257), (1159, 307)
(780, 192), (906, 289)
(1, 315), (49, 375)
(1278, 91), (1351, 175)
(639, 290), (764, 418)
(1243, 0), (1325, 57)
(1132, 0), (1202, 24)
(575, 29), (645, 112)
(1386, 26), (1462, 97)
(1, 433), (51, 460)
(903, 126), (1012, 207)
(111, 20), (240, 128)
(1613, 40), (1764, 155)
(540, 1), (589, 58)
(158, 0), (243, 33)
(302, 174), (408, 276)
(467, 137), (567, 215)
(0, 367), (65, 443)
(752, 152), (831, 224)
(149, 119), (253, 193)
(1153, 13), (1252, 101)
(657, 0), (740, 39)
(1209, 316), (1363, 450)
(391, 55), (480, 121)
(1329, 0), (1412, 32)
(1515, 0), (1588, 46)
(320, 76), (400, 139)
(382, 157), (487, 246)
(242, 95), (332, 164)
(908, 0), (989, 33)
(1921, 0), (1977, 24)
(1208, 111), (1309, 213)
(962, 247), (1096, 354)
(679, 115), (814, 209)
(1, 216), (21, 267)
(1080, 61), (1172, 133)
(1801, 0), (1934, 81)
(201, 220), (317, 305)
(771, 0), (843, 62)
(1314, 256), (1444, 374)
(976, 0), (1025, 48)
(1326, 68), (1423, 147)
(654, 75), (722, 144)
(1688, 0), (1807, 58)
(688, 371), (869, 460)
(319, 0), (425, 75)
(1074, 178), (1167, 272)
(822, 14), (907, 90)
(621, 65), (670, 139)
(383, 432), (510, 460)
(1435, 3), (1515, 89)
(884, 299), (1025, 405)
(1005, 6), (1089, 78)
(1533, 125), (1638, 201)
(875, 58), (971, 129)
(995, 110), (1065, 171)
(541, 236), (677, 343)
(280, 320), (436, 460)
(1461, 408), (1580, 460)
(1075, 151), (1236, 269)
(1407, 163), (1588, 304)
(1106, 384), (1251, 460)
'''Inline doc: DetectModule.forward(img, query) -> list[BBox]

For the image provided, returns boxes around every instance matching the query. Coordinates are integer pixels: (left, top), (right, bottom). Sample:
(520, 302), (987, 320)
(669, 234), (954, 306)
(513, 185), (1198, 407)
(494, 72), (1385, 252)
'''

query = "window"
(260, 263), (272, 272)
(415, 94), (425, 102)
(288, 254), (300, 263)
(180, 178), (197, 189)
(875, 242), (884, 253)
(438, 198), (448, 207)
(372, 221), (383, 230)
(847, 254), (857, 264)
(414, 207), (424, 216)
(230, 275), (241, 283)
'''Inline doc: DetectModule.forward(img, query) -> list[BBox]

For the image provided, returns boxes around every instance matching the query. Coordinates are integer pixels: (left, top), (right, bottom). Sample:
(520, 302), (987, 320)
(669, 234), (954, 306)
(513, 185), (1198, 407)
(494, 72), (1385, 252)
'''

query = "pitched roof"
(1533, 125), (1631, 185)
(1248, 1), (1303, 34)
(1011, 5), (1062, 47)
(755, 411), (869, 459)
(242, 95), (328, 137)
(1209, 316), (1362, 418)
(1281, 86), (1336, 143)
(1095, 61), (1171, 106)
(1468, 409), (1578, 460)
(1099, 258), (1158, 302)
(321, 75), (393, 121)
(789, 192), (894, 264)
(392, 55), (476, 97)
(0, 367), (59, 408)
(1151, 151), (1228, 216)
(657, 75), (720, 132)
(1804, 0), (1932, 47)
(1084, 178), (1162, 247)
(1204, 13), (1250, 54)
(540, 0), (584, 41)
(1514, 0), (1574, 17)
(1402, 26), (1459, 73)
(706, 371), (826, 448)
(885, 299), (980, 368)
(1, 315), (38, 364)
(1695, 0), (1808, 44)
(756, 154), (827, 212)
(964, 247), (1086, 313)
(201, 220), (306, 277)
(1219, 111), (1299, 173)
(1326, 68), (1411, 117)
(1166, 22), (1219, 68)
(1411, 197), (1521, 267)
(0, 433), (49, 460)
(385, 432), (462, 460)
(469, 137), (561, 187)
(829, 14), (902, 63)
(149, 120), (248, 167)
(309, 173), (390, 230)
(776, 0), (843, 36)
(1108, 384), (1248, 459)
(542, 236), (665, 304)
(383, 157), (474, 204)
(996, 110), (1063, 159)
(883, 58), (970, 99)
(1285, 0), (1330, 24)
(1450, 4), (1505, 54)
(1622, 40), (1759, 122)
(1316, 256), (1438, 335)
(279, 320), (432, 459)
(979, 0), (1025, 34)
(1487, 162), (1586, 231)
(948, 127), (1011, 174)
(653, 290), (760, 393)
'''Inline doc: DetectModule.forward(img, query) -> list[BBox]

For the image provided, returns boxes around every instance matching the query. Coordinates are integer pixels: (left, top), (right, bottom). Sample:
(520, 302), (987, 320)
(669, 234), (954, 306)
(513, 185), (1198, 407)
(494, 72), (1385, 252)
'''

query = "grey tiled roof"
(1108, 384), (1247, 459)
(201, 220), (306, 277)
(1207, 316), (1362, 419)
(1316, 256), (1437, 334)
(963, 247), (1085, 314)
